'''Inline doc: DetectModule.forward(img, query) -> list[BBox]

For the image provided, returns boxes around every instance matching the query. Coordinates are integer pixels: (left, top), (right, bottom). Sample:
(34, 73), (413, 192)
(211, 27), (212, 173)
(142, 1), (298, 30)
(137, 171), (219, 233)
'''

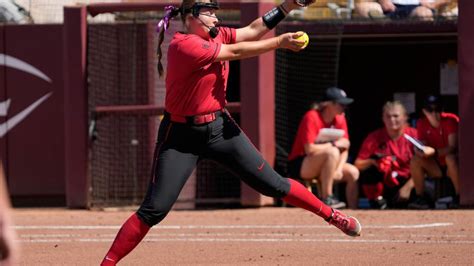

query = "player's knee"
(324, 146), (340, 161)
(347, 165), (360, 182)
(137, 203), (171, 226)
(355, 2), (382, 17)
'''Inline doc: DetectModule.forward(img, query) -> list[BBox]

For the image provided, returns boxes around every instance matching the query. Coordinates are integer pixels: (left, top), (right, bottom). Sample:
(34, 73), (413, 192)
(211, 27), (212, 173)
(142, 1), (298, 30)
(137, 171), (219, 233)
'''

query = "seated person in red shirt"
(355, 101), (417, 209)
(408, 95), (459, 209)
(288, 87), (359, 209)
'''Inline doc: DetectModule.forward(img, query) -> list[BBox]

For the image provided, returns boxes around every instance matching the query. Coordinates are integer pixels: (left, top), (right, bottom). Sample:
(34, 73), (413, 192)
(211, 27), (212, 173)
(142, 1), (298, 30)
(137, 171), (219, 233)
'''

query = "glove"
(376, 156), (392, 174)
(294, 0), (316, 7)
(377, 156), (400, 187)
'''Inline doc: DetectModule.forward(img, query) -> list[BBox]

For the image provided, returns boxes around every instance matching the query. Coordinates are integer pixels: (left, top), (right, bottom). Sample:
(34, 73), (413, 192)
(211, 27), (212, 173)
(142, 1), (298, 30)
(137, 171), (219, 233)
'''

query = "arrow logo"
(0, 53), (53, 138)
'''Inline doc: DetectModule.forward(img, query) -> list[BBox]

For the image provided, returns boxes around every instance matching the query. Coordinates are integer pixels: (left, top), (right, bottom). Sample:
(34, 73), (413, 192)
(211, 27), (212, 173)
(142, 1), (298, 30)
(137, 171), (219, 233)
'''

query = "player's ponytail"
(156, 5), (181, 77)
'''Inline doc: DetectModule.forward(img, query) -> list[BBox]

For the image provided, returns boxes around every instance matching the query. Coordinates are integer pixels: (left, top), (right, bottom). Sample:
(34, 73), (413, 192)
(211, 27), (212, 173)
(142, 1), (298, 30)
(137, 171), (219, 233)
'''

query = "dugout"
(275, 20), (458, 173)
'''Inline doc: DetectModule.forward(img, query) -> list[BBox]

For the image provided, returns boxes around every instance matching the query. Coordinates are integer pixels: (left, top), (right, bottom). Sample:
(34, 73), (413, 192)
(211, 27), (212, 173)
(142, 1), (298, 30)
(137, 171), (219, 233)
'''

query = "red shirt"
(357, 126), (417, 178)
(416, 112), (459, 165)
(165, 27), (236, 116)
(288, 110), (349, 161)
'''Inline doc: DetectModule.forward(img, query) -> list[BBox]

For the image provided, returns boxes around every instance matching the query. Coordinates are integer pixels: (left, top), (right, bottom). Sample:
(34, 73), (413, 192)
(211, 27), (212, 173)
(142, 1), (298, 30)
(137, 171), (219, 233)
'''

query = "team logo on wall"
(0, 53), (52, 138)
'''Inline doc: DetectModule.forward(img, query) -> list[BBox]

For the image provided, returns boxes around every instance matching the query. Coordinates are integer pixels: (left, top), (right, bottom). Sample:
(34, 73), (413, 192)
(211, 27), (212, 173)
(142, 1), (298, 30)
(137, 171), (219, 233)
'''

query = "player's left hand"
(277, 32), (307, 52)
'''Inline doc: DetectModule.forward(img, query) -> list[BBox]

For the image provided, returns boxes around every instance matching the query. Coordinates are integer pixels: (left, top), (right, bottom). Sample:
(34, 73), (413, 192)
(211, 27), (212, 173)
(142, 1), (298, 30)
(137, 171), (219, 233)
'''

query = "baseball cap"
(423, 95), (442, 112)
(323, 87), (354, 105)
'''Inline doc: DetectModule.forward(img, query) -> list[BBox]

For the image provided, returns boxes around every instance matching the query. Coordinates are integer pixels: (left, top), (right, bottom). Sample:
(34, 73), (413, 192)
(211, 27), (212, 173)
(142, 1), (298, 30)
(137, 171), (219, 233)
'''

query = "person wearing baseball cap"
(288, 87), (359, 209)
(409, 95), (460, 209)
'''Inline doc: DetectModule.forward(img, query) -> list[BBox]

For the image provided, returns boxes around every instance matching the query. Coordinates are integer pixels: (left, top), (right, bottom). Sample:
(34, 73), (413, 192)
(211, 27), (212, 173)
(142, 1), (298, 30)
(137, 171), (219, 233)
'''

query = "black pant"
(137, 111), (291, 226)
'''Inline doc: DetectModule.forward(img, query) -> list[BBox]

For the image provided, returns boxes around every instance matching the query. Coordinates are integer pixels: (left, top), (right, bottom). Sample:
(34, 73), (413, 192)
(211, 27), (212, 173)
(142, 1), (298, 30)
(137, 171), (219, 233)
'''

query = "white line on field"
(17, 237), (474, 245)
(18, 232), (472, 239)
(13, 222), (453, 230)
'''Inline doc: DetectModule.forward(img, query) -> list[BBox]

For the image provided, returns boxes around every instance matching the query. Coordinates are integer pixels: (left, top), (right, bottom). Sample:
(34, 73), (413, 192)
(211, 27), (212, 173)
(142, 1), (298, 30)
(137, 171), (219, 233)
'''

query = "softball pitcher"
(101, 1), (361, 264)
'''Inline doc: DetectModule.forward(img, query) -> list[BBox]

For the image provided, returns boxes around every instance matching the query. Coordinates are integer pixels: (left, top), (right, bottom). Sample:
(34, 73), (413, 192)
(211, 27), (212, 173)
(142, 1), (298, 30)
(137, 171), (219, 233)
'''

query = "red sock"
(282, 178), (333, 220)
(101, 213), (150, 265)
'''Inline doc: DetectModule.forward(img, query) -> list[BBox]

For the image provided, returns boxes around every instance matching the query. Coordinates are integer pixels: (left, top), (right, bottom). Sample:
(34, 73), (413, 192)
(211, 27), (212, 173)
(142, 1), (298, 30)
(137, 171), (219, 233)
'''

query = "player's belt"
(165, 109), (224, 125)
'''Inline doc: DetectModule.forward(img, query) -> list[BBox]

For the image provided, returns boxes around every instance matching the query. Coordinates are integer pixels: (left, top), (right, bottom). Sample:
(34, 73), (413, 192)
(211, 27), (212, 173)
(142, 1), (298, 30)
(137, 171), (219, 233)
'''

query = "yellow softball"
(295, 31), (309, 49)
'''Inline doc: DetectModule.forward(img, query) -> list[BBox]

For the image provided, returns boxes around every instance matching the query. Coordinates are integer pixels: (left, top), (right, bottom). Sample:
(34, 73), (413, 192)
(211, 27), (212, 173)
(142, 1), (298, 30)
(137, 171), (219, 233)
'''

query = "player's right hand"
(379, 0), (396, 12)
(422, 146), (436, 157)
(277, 32), (306, 52)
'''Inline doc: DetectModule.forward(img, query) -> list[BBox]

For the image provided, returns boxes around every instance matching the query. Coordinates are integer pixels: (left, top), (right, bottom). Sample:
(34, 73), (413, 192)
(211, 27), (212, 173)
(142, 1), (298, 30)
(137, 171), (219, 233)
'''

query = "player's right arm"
(215, 32), (305, 62)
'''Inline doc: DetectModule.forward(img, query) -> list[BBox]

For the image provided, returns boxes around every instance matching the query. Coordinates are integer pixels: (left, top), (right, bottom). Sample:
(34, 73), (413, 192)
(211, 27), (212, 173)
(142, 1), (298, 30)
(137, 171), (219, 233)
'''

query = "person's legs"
(359, 166), (386, 208)
(410, 155), (443, 196)
(397, 177), (414, 202)
(383, 176), (413, 208)
(445, 154), (460, 195)
(207, 113), (361, 236)
(101, 120), (201, 265)
(409, 156), (442, 209)
(410, 6), (434, 19)
(300, 146), (339, 200)
(338, 163), (359, 209)
(354, 2), (384, 18)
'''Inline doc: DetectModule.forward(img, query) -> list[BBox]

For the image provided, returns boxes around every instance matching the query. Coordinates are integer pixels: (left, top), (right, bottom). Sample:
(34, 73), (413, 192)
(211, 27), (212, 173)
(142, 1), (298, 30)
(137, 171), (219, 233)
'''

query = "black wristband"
(262, 6), (286, 30)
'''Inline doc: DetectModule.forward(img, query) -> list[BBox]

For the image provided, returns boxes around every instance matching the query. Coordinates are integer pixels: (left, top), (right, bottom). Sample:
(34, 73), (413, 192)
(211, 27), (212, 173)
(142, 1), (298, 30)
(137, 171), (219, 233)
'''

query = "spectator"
(355, 0), (452, 20)
(408, 95), (459, 209)
(355, 101), (416, 209)
(288, 87), (359, 209)
(0, 161), (18, 265)
(0, 0), (33, 23)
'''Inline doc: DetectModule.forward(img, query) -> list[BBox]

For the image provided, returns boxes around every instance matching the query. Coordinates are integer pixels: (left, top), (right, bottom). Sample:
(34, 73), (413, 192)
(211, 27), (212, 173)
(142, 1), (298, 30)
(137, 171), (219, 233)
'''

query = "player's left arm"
(235, 0), (300, 42)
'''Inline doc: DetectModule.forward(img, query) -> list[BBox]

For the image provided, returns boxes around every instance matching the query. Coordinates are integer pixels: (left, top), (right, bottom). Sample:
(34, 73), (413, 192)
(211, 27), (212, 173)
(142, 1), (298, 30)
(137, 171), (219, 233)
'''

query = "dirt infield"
(12, 207), (474, 265)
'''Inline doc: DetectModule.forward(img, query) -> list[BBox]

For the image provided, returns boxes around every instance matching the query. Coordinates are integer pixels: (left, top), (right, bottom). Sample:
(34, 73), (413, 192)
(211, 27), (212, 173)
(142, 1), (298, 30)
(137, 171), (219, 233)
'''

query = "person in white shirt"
(355, 0), (451, 19)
